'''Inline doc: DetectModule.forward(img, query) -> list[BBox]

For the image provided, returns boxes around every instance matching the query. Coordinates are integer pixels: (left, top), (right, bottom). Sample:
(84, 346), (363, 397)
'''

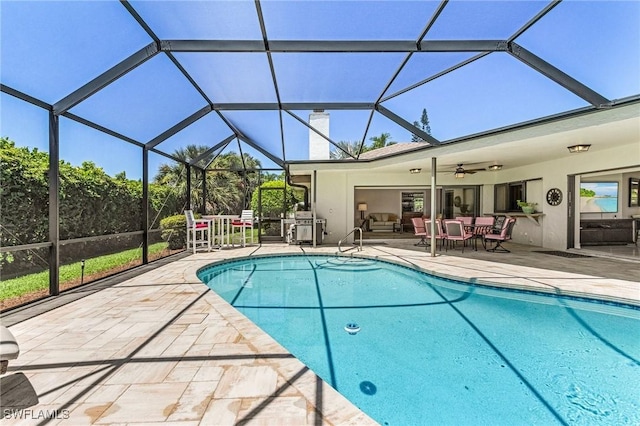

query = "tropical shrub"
(160, 214), (187, 250)
(250, 180), (303, 216)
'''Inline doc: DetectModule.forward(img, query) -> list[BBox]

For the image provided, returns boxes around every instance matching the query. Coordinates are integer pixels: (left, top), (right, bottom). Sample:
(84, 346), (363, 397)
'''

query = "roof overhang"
(289, 99), (640, 175)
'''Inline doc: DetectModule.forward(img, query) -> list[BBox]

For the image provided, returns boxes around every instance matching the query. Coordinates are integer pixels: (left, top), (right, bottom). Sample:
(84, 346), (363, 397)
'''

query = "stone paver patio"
(1, 242), (638, 425)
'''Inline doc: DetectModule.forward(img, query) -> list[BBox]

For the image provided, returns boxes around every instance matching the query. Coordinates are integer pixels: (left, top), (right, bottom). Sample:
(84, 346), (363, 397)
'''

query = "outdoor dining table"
(203, 215), (239, 249)
(463, 224), (493, 251)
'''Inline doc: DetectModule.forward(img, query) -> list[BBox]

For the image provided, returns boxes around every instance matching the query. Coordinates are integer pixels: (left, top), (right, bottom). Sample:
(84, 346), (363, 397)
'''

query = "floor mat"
(533, 250), (592, 258)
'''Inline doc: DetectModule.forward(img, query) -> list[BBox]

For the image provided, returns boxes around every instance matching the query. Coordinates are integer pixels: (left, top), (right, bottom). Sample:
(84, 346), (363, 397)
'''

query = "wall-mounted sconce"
(567, 144), (591, 153)
(409, 168), (421, 174)
(488, 164), (503, 171)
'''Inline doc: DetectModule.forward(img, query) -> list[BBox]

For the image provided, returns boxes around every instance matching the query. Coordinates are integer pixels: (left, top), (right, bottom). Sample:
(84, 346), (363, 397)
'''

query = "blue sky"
(1, 0), (639, 180)
(581, 182), (619, 198)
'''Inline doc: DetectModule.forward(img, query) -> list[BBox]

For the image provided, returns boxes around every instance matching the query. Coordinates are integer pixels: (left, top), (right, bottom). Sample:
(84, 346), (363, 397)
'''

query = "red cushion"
(195, 223), (208, 229)
(232, 220), (251, 226)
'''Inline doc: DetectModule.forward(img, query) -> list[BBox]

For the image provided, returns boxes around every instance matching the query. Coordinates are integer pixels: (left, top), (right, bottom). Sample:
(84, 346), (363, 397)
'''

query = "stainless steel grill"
(293, 211), (325, 244)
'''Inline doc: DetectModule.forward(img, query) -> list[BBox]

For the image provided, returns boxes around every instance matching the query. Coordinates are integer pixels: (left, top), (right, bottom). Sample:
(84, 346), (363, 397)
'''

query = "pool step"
(315, 257), (381, 271)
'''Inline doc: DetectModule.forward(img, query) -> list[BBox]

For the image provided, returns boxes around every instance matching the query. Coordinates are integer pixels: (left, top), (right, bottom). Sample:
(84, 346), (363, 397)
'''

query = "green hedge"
(0, 137), (182, 273)
(160, 214), (187, 250)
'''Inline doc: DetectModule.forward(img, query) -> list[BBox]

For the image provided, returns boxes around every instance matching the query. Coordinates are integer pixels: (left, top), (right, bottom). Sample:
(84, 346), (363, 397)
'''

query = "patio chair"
(474, 216), (495, 228)
(231, 210), (255, 247)
(424, 219), (447, 250)
(491, 215), (507, 234)
(443, 220), (473, 252)
(1, 326), (20, 375)
(455, 216), (474, 225)
(465, 216), (494, 251)
(473, 216), (495, 237)
(185, 210), (211, 253)
(484, 217), (517, 253)
(411, 217), (427, 246)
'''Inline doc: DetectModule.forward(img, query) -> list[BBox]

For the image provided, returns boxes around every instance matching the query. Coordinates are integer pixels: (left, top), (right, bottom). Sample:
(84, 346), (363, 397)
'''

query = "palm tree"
(361, 132), (395, 153)
(206, 152), (263, 214)
(330, 140), (361, 159)
(154, 145), (262, 215)
(153, 145), (211, 213)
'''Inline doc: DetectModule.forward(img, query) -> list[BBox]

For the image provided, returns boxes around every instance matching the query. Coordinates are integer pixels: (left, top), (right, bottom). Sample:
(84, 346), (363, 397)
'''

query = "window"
(494, 181), (526, 212)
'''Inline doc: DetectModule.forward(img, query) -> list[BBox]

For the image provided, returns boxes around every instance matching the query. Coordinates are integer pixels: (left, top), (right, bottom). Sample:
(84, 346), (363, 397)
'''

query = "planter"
(521, 206), (535, 214)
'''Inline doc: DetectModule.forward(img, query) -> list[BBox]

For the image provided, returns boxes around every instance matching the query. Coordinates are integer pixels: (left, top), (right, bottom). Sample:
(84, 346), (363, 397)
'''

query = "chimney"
(309, 110), (329, 160)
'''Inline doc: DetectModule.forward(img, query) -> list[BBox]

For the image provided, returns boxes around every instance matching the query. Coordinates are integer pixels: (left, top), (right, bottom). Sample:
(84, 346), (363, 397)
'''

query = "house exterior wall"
(300, 140), (639, 249)
(489, 142), (639, 250)
(313, 171), (348, 242)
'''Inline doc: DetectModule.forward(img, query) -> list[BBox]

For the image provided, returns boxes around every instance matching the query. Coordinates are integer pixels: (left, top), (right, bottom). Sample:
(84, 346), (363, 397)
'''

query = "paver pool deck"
(1, 242), (638, 425)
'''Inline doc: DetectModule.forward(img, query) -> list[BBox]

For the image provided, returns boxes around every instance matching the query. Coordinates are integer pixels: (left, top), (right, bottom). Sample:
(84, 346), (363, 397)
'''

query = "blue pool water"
(197, 255), (640, 425)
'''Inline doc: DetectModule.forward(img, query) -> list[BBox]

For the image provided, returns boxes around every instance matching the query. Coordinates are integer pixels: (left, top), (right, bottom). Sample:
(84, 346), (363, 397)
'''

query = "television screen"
(580, 182), (619, 213)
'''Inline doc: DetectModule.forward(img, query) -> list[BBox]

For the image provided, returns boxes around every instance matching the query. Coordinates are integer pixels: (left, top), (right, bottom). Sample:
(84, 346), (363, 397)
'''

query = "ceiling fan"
(439, 163), (487, 178)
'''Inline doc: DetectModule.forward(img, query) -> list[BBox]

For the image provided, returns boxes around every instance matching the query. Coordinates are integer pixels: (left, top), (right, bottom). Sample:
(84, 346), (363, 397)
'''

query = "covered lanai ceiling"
(2, 0), (639, 172)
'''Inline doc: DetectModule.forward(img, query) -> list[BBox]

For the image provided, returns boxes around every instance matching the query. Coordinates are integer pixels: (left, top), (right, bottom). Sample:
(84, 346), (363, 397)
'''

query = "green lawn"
(0, 242), (171, 300)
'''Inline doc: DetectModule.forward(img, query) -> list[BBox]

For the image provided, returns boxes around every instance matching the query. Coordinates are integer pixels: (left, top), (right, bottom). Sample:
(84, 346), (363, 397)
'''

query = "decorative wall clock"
(546, 188), (563, 206)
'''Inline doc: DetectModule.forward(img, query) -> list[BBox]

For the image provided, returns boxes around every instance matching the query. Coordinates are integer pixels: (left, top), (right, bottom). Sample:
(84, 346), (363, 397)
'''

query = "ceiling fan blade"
(437, 165), (486, 174)
(440, 161), (487, 168)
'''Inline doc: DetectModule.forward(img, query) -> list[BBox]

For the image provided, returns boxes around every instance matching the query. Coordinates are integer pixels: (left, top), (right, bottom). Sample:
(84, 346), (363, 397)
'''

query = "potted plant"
(517, 200), (537, 214)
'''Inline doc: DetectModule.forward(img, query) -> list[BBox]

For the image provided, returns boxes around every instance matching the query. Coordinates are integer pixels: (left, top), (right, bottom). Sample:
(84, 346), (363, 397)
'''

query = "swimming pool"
(197, 254), (640, 425)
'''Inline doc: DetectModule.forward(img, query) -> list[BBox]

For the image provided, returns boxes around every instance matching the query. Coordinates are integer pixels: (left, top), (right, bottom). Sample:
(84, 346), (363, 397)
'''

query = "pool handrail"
(338, 227), (363, 252)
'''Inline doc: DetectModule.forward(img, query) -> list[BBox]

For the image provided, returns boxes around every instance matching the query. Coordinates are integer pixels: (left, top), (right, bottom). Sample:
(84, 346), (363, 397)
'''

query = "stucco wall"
(489, 142), (639, 250)
(297, 140), (639, 248)
(313, 171), (348, 243)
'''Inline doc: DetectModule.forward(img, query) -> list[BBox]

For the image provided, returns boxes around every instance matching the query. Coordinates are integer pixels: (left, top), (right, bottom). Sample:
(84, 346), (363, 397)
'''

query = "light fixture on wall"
(567, 144), (591, 153)
(409, 168), (421, 174)
(454, 165), (465, 178)
(357, 203), (368, 220)
(488, 164), (503, 171)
